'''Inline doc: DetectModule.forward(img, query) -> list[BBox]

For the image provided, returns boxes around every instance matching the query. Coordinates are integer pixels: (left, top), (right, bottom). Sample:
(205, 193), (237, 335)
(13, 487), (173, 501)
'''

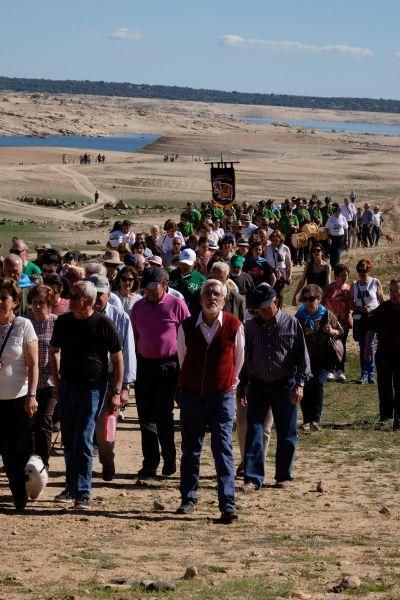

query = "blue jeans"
(244, 377), (297, 488)
(59, 382), (105, 499)
(301, 368), (328, 424)
(358, 327), (376, 378)
(179, 388), (235, 511)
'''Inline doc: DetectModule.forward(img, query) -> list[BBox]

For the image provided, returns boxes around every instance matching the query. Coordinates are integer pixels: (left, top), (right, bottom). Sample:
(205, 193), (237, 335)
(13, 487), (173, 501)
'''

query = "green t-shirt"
(213, 207), (224, 219)
(186, 209), (201, 228)
(321, 206), (334, 225)
(169, 268), (206, 314)
(310, 208), (323, 225)
(278, 214), (299, 235)
(294, 207), (311, 227)
(24, 261), (42, 276)
(178, 222), (194, 238)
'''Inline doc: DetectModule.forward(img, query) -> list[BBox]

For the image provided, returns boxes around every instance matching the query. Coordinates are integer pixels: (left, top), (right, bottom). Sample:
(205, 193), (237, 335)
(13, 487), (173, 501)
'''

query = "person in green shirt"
(266, 199), (281, 221)
(294, 199), (311, 265)
(309, 201), (323, 226)
(168, 248), (206, 315)
(278, 203), (300, 265)
(321, 197), (334, 225)
(178, 213), (194, 239)
(185, 202), (202, 229)
(10, 238), (42, 277)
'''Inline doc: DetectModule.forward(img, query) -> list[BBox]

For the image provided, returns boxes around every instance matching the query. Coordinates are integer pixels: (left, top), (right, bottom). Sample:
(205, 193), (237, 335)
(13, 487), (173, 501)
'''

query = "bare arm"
(285, 249), (292, 282)
(24, 340), (39, 417)
(292, 264), (308, 305)
(49, 346), (61, 394)
(110, 350), (124, 411)
(376, 279), (384, 304)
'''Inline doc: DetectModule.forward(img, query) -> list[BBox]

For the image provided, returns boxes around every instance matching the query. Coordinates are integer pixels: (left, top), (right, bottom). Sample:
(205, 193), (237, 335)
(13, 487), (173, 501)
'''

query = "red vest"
(179, 312), (241, 394)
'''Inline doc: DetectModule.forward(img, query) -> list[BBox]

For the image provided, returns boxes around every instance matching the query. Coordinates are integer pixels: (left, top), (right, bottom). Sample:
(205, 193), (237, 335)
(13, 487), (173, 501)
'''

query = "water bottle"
(104, 413), (117, 443)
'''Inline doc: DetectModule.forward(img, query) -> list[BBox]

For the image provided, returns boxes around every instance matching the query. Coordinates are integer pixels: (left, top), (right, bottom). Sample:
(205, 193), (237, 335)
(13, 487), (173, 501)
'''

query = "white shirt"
(159, 231), (185, 253)
(372, 212), (382, 227)
(108, 230), (136, 248)
(241, 223), (258, 238)
(0, 317), (37, 400)
(340, 203), (356, 222)
(325, 214), (348, 236)
(177, 310), (245, 387)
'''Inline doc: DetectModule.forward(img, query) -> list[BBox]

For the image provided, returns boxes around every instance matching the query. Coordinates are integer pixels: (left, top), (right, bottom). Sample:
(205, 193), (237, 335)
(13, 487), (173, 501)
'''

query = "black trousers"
(362, 224), (373, 247)
(135, 355), (179, 472)
(329, 235), (344, 268)
(0, 397), (32, 509)
(376, 348), (400, 421)
(31, 386), (57, 467)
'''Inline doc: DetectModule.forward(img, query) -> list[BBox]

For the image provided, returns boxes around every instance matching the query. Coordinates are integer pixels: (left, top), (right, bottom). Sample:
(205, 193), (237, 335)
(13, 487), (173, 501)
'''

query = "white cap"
(179, 248), (196, 266)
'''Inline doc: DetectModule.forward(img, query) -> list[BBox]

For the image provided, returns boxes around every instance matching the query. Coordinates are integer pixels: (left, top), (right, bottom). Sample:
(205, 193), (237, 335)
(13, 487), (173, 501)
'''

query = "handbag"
(327, 336), (345, 369)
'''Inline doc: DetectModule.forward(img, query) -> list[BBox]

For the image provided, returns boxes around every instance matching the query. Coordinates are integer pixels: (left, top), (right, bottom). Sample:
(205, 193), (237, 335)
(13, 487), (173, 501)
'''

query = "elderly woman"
(350, 259), (384, 384)
(28, 284), (58, 469)
(0, 278), (39, 511)
(295, 284), (343, 431)
(145, 225), (163, 257)
(114, 266), (141, 314)
(163, 236), (183, 268)
(265, 230), (292, 305)
(322, 264), (352, 382)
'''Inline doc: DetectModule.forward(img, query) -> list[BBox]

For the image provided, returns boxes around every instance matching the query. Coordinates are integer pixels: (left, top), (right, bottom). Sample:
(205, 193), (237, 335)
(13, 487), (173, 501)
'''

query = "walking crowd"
(0, 194), (398, 520)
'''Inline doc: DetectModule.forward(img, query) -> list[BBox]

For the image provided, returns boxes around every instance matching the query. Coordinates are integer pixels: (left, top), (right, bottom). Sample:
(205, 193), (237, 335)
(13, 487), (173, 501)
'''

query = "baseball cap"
(147, 255), (163, 266)
(179, 248), (196, 266)
(237, 237), (249, 247)
(230, 255), (245, 268)
(88, 274), (110, 293)
(102, 250), (122, 265)
(141, 265), (165, 290)
(248, 283), (277, 309)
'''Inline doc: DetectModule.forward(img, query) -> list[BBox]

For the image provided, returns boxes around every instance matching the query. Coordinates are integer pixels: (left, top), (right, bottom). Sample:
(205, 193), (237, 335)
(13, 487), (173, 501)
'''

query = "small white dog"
(25, 455), (48, 500)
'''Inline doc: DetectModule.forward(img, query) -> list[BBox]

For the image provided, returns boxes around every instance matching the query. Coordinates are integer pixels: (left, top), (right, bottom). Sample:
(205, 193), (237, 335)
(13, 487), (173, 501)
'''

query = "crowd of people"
(0, 194), (398, 520)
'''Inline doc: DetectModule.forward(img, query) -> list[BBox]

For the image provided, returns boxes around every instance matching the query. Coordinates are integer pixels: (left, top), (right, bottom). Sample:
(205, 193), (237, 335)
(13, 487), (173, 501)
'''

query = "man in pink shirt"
(130, 266), (190, 478)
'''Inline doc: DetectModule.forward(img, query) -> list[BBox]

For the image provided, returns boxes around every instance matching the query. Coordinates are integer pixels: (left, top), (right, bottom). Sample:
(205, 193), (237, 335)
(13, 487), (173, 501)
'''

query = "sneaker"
(54, 490), (73, 504)
(393, 418), (400, 432)
(310, 422), (322, 432)
(220, 508), (238, 522)
(326, 372), (335, 382)
(300, 423), (311, 432)
(73, 498), (91, 510)
(275, 480), (290, 490)
(176, 501), (195, 515)
(368, 376), (376, 385)
(357, 374), (368, 385)
(242, 482), (259, 493)
(335, 370), (346, 382)
(102, 463), (115, 482)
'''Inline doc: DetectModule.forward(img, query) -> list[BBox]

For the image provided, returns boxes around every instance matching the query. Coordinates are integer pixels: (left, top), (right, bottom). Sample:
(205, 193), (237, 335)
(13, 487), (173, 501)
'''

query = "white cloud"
(109, 28), (142, 41)
(219, 35), (373, 58)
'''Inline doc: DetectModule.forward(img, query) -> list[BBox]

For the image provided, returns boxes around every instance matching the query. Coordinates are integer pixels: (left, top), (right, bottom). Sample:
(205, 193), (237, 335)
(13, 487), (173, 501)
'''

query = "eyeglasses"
(121, 277), (134, 282)
(204, 290), (223, 298)
(302, 296), (318, 302)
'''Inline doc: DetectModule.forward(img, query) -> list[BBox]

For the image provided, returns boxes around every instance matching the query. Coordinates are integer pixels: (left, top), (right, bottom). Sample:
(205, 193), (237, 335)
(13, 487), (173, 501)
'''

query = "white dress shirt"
(177, 310), (245, 387)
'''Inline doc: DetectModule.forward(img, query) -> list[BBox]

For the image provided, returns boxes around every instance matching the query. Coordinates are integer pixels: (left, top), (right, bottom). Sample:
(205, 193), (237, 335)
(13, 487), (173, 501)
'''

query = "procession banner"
(211, 166), (236, 210)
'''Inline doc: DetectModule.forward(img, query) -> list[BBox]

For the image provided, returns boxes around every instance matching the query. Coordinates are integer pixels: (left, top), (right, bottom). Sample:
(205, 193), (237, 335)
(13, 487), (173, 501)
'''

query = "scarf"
(296, 303), (326, 330)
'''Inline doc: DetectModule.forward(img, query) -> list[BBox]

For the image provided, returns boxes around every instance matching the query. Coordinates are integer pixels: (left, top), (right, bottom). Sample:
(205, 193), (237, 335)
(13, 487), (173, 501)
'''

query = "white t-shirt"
(159, 231), (185, 253)
(325, 214), (348, 236)
(0, 317), (37, 400)
(108, 230), (136, 248)
(340, 204), (356, 222)
(372, 212), (382, 227)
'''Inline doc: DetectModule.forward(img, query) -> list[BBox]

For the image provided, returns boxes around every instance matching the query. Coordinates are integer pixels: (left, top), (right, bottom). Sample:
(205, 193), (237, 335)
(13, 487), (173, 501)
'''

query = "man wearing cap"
(33, 243), (52, 269)
(176, 279), (245, 521)
(103, 250), (123, 291)
(10, 238), (41, 277)
(229, 255), (255, 298)
(238, 284), (310, 491)
(89, 274), (136, 481)
(130, 266), (190, 478)
(168, 248), (206, 315)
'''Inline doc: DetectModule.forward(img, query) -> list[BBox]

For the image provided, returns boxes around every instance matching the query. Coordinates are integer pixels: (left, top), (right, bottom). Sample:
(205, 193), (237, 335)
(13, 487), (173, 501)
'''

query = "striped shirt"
(239, 309), (311, 386)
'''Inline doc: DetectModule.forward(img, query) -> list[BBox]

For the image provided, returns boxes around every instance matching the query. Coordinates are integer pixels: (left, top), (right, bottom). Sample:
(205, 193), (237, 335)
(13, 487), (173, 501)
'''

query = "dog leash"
(39, 429), (61, 473)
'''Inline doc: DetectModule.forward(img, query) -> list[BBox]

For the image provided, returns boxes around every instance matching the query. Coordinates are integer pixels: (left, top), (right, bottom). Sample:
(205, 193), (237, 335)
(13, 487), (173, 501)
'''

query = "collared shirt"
(372, 211), (382, 227)
(104, 303), (136, 384)
(341, 203), (356, 222)
(177, 310), (245, 386)
(240, 309), (311, 387)
(361, 208), (373, 225)
(131, 292), (190, 359)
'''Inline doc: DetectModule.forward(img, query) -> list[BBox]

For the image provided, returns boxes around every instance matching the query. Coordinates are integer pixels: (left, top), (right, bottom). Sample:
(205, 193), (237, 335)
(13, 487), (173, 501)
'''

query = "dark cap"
(141, 265), (164, 290)
(248, 283), (277, 309)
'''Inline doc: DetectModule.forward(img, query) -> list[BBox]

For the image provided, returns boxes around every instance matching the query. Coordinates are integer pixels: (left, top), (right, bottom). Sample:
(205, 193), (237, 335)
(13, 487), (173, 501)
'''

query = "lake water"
(0, 133), (160, 152)
(241, 116), (400, 137)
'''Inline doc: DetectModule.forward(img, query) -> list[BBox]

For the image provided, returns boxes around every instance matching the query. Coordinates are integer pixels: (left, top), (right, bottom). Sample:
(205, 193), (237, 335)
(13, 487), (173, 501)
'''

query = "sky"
(1, 0), (400, 99)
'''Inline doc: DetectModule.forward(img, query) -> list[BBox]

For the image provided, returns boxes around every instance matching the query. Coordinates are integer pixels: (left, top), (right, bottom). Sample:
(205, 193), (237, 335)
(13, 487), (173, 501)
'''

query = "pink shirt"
(130, 293), (190, 359)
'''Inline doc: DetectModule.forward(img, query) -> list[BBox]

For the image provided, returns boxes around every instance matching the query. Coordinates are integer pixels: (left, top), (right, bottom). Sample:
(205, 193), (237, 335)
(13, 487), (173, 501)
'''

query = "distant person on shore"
(94, 191), (99, 204)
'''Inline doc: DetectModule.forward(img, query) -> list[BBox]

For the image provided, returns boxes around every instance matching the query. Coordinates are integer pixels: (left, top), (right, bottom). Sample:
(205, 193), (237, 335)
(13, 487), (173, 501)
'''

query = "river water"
(0, 133), (160, 152)
(241, 116), (400, 136)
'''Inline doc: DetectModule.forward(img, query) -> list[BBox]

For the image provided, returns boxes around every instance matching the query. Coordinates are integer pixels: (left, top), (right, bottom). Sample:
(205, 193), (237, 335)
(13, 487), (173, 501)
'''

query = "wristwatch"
(112, 388), (121, 395)
(27, 391), (37, 397)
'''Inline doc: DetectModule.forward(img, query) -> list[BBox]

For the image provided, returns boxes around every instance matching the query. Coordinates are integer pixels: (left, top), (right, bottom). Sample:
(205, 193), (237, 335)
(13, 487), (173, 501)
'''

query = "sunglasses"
(302, 296), (318, 302)
(121, 277), (134, 282)
(312, 248), (322, 253)
(357, 268), (367, 273)
(10, 248), (25, 255)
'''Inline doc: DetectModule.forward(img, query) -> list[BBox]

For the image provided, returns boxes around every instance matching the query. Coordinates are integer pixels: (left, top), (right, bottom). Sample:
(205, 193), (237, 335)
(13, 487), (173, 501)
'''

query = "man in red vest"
(176, 279), (245, 522)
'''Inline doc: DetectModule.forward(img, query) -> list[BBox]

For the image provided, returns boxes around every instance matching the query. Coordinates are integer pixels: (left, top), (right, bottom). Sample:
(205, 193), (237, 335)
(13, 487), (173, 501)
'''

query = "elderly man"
(89, 274), (136, 481)
(210, 261), (246, 322)
(365, 278), (400, 431)
(84, 262), (123, 310)
(3, 254), (34, 315)
(229, 256), (254, 298)
(177, 279), (245, 521)
(238, 284), (310, 491)
(131, 266), (190, 478)
(50, 281), (123, 509)
(10, 238), (41, 277)
(168, 248), (206, 315)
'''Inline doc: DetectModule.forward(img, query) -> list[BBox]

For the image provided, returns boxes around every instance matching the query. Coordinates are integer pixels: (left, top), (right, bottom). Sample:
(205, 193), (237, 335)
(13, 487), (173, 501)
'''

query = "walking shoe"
(102, 463), (115, 482)
(54, 490), (74, 504)
(220, 508), (238, 523)
(275, 480), (290, 490)
(242, 482), (259, 493)
(335, 370), (346, 382)
(310, 422), (322, 432)
(236, 462), (244, 478)
(368, 376), (376, 384)
(136, 468), (157, 479)
(161, 463), (177, 477)
(326, 372), (335, 382)
(357, 374), (368, 385)
(176, 501), (195, 515)
(393, 418), (400, 432)
(73, 498), (91, 510)
(300, 423), (311, 432)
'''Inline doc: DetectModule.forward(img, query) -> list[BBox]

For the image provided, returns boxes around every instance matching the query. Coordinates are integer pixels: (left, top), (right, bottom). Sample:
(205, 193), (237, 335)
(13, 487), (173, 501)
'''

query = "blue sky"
(1, 0), (399, 99)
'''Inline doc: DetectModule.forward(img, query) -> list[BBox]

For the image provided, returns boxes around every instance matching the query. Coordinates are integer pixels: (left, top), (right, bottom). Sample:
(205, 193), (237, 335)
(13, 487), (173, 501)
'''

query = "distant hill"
(1, 75), (400, 114)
